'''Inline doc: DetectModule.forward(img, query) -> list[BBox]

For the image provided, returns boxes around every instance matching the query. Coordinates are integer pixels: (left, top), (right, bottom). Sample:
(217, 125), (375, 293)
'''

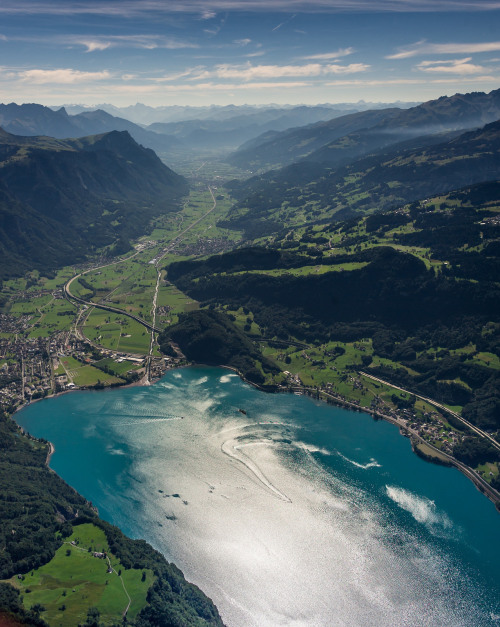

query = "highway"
(64, 282), (161, 332)
(359, 371), (500, 452)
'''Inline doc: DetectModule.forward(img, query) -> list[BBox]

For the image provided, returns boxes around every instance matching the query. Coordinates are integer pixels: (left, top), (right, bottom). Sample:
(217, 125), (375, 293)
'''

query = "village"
(277, 368), (464, 461)
(0, 306), (178, 415)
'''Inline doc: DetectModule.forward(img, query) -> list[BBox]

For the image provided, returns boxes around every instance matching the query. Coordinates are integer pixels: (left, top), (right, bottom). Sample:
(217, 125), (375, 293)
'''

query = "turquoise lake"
(17, 367), (500, 627)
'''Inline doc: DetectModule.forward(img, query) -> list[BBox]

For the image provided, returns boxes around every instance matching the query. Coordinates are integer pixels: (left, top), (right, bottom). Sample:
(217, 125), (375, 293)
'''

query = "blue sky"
(1, 0), (499, 106)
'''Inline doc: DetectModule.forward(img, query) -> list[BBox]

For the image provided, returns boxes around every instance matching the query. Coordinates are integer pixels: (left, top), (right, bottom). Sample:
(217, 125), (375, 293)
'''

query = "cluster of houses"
(0, 334), (53, 411)
(175, 236), (234, 258)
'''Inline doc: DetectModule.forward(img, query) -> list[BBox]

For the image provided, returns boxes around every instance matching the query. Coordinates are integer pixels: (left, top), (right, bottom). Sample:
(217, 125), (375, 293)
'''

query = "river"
(17, 367), (500, 627)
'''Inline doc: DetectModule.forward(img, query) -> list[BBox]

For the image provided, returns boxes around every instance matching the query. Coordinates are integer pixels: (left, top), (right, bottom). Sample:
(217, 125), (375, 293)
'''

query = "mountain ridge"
(0, 128), (188, 278)
(229, 88), (500, 171)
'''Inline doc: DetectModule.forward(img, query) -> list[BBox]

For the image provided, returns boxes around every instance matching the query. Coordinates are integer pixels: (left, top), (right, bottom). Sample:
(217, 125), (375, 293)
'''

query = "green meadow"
(13, 523), (153, 626)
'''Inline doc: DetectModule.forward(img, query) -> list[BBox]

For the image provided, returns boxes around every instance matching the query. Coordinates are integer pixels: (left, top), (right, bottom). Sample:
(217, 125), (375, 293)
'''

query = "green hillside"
(167, 181), (500, 438)
(224, 120), (500, 238)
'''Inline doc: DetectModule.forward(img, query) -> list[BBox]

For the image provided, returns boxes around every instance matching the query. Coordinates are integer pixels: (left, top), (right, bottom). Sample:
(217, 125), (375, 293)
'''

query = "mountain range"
(0, 102), (364, 154)
(55, 101), (419, 126)
(229, 88), (500, 170)
(223, 89), (500, 238)
(0, 103), (182, 156)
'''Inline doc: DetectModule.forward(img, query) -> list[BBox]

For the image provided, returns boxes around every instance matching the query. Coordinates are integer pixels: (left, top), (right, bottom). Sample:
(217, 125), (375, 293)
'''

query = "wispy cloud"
(187, 61), (369, 81)
(153, 67), (206, 82)
(158, 80), (310, 91)
(0, 1), (498, 17)
(246, 50), (266, 58)
(324, 75), (499, 87)
(272, 14), (296, 31)
(14, 68), (111, 84)
(0, 33), (199, 52)
(78, 39), (112, 52)
(75, 35), (199, 52)
(388, 40), (500, 59)
(302, 48), (354, 60)
(415, 57), (489, 74)
(233, 38), (252, 46)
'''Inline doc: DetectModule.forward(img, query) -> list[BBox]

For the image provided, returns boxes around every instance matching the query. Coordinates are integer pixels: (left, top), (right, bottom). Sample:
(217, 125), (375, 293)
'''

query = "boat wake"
(220, 425), (292, 503)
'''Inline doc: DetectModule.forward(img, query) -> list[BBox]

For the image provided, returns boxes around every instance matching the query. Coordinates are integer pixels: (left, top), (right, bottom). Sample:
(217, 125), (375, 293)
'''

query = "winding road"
(64, 186), (219, 382)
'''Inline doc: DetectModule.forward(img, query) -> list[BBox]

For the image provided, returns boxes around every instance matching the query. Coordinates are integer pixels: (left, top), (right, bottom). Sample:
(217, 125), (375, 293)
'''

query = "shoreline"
(46, 441), (55, 466)
(12, 360), (500, 511)
(222, 364), (500, 512)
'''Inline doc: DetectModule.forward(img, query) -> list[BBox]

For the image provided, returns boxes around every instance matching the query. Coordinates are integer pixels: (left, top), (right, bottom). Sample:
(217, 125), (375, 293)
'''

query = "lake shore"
(221, 363), (500, 512)
(13, 360), (500, 511)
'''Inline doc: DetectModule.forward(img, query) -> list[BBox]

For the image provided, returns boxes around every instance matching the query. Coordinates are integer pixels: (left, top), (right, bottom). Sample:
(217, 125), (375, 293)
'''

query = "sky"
(0, 0), (499, 107)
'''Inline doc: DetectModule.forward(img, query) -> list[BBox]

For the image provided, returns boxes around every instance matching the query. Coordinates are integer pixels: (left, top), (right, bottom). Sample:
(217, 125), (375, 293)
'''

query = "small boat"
(238, 408), (247, 415)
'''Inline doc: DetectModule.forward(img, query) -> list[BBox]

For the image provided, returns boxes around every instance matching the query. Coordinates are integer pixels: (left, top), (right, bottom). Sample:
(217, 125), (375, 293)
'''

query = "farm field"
(83, 309), (150, 355)
(57, 354), (122, 387)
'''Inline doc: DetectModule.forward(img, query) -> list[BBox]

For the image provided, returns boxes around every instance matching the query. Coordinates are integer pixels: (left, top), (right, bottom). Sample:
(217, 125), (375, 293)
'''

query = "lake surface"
(17, 367), (500, 627)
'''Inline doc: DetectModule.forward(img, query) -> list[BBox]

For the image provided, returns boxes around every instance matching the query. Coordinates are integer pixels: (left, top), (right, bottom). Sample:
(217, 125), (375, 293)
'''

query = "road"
(65, 185), (219, 381)
(143, 185), (218, 382)
(63, 247), (161, 332)
(359, 371), (500, 452)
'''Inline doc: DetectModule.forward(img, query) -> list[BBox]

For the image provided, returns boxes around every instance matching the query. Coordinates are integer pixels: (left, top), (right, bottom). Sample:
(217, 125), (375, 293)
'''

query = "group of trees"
(159, 309), (279, 385)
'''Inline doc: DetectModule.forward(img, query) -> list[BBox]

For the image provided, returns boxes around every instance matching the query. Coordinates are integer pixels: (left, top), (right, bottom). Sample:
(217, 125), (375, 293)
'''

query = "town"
(0, 289), (179, 415)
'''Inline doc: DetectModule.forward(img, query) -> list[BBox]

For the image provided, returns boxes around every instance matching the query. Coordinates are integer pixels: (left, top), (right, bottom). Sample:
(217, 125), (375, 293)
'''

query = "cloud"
(78, 39), (112, 52)
(388, 40), (500, 59)
(416, 57), (489, 74)
(203, 14), (227, 37)
(1, 33), (199, 52)
(75, 35), (198, 52)
(272, 14), (296, 31)
(302, 48), (354, 60)
(0, 1), (499, 17)
(153, 67), (206, 82)
(324, 75), (498, 86)
(189, 61), (369, 81)
(233, 38), (252, 46)
(159, 80), (310, 91)
(15, 68), (111, 84)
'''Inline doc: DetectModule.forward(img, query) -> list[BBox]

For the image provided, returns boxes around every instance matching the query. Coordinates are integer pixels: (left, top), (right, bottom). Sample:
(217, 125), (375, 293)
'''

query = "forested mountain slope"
(224, 119), (500, 238)
(0, 128), (187, 277)
(229, 88), (500, 171)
